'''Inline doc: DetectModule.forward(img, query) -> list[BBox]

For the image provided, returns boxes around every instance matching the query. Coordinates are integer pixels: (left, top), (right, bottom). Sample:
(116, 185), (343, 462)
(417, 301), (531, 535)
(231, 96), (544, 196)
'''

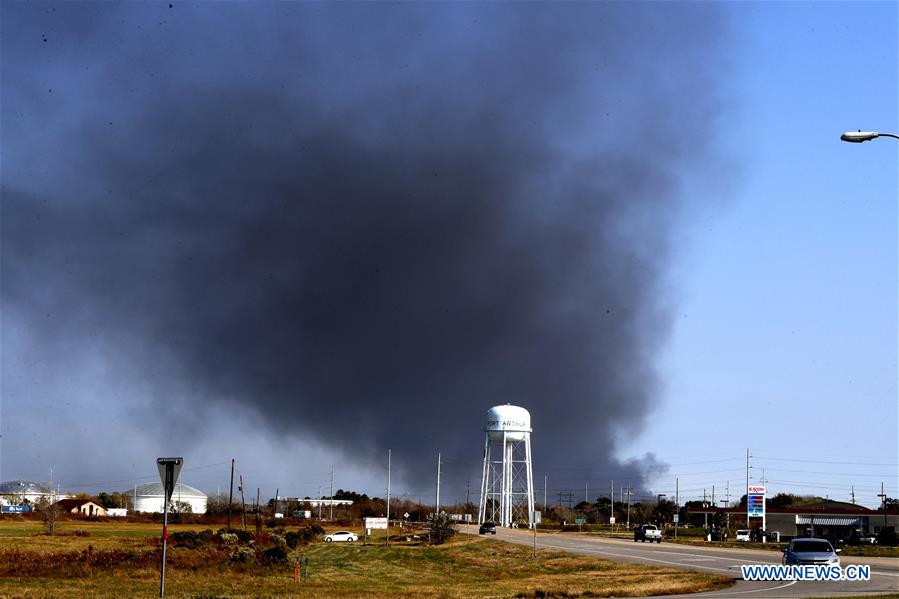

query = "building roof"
(132, 482), (206, 498)
(53, 498), (103, 510)
(0, 480), (52, 494)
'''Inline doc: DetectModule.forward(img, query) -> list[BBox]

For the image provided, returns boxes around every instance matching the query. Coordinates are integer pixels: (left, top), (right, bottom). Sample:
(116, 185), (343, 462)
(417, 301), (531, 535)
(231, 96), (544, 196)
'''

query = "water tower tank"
(486, 404), (531, 442)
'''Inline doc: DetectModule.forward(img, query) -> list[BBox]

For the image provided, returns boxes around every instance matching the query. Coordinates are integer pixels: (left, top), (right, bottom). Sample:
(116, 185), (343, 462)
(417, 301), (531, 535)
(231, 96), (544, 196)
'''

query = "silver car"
(782, 538), (840, 566)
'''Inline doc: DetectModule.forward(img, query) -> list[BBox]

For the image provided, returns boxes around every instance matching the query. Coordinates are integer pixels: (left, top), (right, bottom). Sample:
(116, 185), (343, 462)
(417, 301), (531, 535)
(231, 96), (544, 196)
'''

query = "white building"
(0, 480), (59, 505)
(132, 481), (207, 514)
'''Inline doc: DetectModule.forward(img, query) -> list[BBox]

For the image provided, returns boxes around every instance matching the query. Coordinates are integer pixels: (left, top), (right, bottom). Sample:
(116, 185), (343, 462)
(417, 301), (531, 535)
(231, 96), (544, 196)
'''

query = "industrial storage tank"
(485, 404), (531, 442)
(132, 481), (207, 514)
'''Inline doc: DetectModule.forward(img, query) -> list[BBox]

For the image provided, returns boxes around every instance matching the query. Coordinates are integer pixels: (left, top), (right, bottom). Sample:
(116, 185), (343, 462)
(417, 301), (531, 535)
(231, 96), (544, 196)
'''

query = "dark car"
(782, 538), (840, 566)
(479, 522), (497, 535)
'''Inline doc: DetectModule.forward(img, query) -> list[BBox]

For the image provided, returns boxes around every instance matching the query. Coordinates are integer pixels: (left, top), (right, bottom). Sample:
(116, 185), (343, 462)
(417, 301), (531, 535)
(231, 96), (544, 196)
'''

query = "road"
(459, 525), (899, 597)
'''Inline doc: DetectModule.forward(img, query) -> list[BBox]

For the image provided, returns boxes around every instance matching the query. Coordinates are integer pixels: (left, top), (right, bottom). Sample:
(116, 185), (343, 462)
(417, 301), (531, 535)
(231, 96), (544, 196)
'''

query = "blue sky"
(1, 2), (895, 510)
(621, 2), (897, 508)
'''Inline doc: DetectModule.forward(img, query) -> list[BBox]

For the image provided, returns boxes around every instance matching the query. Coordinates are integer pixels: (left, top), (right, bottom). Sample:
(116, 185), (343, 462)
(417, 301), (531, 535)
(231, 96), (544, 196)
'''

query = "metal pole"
(544, 475), (547, 511)
(626, 482), (631, 529)
(159, 493), (169, 597)
(329, 466), (334, 521)
(746, 449), (752, 530)
(386, 449), (391, 546)
(610, 480), (614, 524)
(675, 478), (679, 541)
(228, 459), (234, 529)
(435, 451), (441, 515)
(703, 489), (708, 530)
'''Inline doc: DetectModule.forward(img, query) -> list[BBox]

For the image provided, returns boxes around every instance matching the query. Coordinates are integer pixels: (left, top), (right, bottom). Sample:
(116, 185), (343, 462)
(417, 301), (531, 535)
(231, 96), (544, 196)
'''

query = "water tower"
(478, 404), (535, 528)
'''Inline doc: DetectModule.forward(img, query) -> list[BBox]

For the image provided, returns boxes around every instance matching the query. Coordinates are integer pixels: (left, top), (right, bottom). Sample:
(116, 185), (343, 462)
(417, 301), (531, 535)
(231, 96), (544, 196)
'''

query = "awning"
(795, 516), (862, 526)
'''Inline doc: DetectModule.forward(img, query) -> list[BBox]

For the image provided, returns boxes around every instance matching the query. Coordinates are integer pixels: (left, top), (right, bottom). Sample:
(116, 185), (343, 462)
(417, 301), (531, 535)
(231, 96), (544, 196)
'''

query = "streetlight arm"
(841, 130), (899, 143)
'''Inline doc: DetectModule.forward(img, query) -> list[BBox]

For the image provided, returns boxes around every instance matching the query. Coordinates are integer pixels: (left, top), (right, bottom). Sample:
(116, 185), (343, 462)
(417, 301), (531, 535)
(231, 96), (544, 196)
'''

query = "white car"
(323, 531), (358, 543)
(736, 529), (751, 542)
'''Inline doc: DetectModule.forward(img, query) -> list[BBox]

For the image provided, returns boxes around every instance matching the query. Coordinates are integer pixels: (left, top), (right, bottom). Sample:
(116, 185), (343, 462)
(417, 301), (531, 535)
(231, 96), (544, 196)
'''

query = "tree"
(769, 493), (793, 509)
(428, 514), (457, 545)
(34, 497), (61, 535)
(880, 497), (899, 510)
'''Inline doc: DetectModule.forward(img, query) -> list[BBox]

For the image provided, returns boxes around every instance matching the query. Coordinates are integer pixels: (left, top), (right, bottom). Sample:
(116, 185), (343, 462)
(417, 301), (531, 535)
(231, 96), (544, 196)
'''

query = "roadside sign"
(1, 505), (30, 513)
(533, 510), (542, 524)
(575, 518), (586, 524)
(156, 457), (182, 599)
(673, 514), (679, 523)
(156, 457), (183, 503)
(748, 485), (766, 494)
(365, 517), (388, 529)
(747, 493), (765, 517)
(609, 516), (615, 524)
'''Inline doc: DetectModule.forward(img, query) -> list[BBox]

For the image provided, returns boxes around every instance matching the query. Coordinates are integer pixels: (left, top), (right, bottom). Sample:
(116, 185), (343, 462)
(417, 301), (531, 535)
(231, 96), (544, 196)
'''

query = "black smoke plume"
(2, 3), (729, 491)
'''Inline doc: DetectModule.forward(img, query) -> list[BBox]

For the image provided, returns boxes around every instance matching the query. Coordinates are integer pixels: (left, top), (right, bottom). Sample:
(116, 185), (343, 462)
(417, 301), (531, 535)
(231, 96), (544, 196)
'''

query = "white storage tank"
(486, 404), (531, 442)
(132, 481), (207, 514)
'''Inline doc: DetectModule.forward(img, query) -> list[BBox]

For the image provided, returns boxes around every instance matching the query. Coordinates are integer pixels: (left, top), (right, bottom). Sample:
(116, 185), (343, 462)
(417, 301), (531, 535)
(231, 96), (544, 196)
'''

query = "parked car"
(634, 524), (662, 543)
(323, 531), (358, 543)
(479, 522), (497, 535)
(782, 538), (840, 566)
(735, 529), (751, 542)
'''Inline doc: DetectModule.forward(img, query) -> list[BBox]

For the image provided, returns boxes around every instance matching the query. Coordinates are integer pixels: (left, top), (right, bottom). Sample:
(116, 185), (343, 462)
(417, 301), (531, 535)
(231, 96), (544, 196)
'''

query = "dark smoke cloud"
(2, 3), (729, 491)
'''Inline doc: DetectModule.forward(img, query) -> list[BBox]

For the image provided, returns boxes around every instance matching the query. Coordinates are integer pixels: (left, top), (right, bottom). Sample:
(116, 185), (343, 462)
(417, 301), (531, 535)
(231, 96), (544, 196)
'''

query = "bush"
(217, 532), (238, 545)
(877, 527), (897, 547)
(428, 515), (457, 545)
(261, 544), (289, 564)
(228, 546), (255, 563)
(285, 524), (325, 548)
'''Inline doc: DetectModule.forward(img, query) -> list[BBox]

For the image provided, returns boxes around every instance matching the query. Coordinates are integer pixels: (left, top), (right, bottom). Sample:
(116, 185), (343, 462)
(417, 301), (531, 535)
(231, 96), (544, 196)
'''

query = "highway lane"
(459, 525), (899, 597)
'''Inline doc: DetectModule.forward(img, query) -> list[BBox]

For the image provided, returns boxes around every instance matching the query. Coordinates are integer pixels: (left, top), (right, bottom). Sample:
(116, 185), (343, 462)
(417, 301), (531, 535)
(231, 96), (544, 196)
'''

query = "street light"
(840, 130), (899, 143)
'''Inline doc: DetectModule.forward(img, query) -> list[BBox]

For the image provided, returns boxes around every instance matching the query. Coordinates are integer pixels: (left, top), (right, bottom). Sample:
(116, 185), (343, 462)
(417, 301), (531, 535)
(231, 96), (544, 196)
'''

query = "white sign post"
(157, 457), (183, 598)
(365, 517), (389, 529)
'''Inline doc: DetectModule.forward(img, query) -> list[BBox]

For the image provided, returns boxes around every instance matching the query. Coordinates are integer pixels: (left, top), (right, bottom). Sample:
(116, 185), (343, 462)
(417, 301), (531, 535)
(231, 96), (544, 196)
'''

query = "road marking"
(537, 540), (735, 574)
(694, 580), (798, 596)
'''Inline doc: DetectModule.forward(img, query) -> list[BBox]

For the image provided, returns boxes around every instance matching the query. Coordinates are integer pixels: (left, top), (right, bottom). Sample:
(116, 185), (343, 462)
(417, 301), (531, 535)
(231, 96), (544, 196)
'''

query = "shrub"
(428, 515), (457, 545)
(261, 544), (289, 564)
(218, 532), (238, 545)
(228, 546), (255, 563)
(877, 527), (897, 547)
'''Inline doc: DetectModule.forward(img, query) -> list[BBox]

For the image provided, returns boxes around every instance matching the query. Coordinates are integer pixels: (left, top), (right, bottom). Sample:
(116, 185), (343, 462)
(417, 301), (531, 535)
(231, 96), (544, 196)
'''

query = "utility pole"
(726, 480), (730, 531)
(329, 466), (334, 521)
(274, 488), (279, 517)
(746, 448), (751, 531)
(610, 480), (614, 523)
(238, 474), (246, 530)
(878, 482), (887, 528)
(228, 459), (234, 530)
(318, 486), (322, 520)
(626, 481), (631, 528)
(703, 489), (708, 529)
(435, 452), (441, 515)
(386, 449), (391, 546)
(585, 481), (588, 504)
(544, 475), (547, 511)
(850, 485), (855, 506)
(466, 479), (470, 506)
(675, 478), (679, 541)
(255, 487), (261, 532)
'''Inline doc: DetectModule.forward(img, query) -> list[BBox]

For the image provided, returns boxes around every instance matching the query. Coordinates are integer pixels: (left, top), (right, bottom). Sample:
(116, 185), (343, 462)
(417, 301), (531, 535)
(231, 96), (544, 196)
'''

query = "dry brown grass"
(0, 520), (733, 598)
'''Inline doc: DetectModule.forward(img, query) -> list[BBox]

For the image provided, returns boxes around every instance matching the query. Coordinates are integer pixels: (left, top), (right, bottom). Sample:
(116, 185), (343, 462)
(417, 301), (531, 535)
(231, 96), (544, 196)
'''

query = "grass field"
(0, 519), (733, 598)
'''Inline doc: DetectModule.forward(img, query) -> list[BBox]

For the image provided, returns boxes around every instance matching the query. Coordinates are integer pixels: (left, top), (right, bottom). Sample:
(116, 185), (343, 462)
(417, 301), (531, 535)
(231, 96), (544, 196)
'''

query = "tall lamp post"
(840, 130), (899, 143)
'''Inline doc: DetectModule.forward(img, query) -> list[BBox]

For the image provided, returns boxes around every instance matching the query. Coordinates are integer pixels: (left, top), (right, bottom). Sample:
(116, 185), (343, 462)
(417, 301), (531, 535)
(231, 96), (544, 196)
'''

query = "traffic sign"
(673, 514), (679, 523)
(575, 518), (586, 524)
(156, 457), (183, 503)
